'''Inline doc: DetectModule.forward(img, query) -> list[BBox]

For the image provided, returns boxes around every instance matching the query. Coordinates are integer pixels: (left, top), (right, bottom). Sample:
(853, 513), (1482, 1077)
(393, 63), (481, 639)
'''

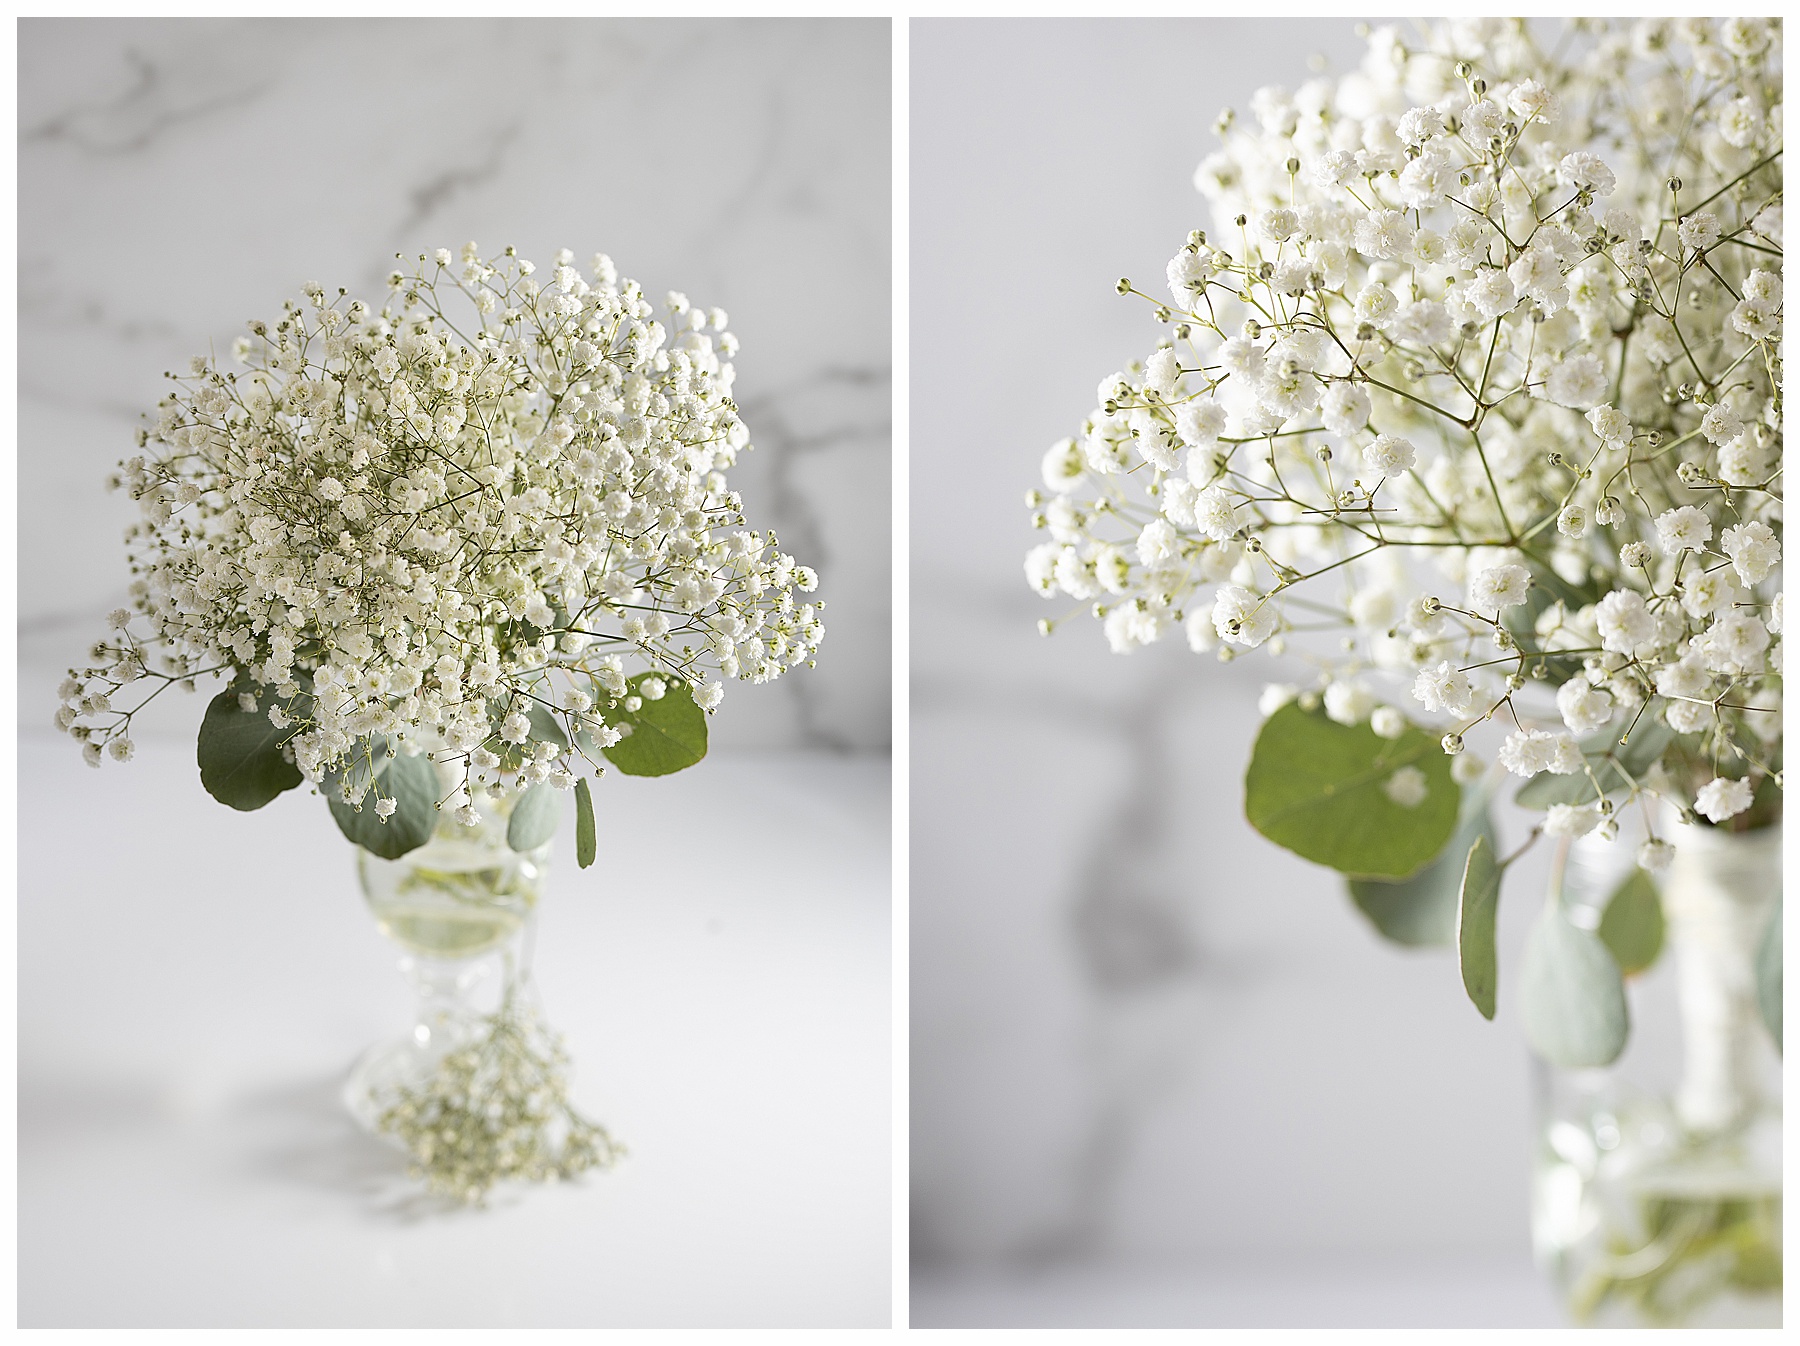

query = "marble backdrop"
(911, 18), (1570, 1304)
(19, 16), (890, 753)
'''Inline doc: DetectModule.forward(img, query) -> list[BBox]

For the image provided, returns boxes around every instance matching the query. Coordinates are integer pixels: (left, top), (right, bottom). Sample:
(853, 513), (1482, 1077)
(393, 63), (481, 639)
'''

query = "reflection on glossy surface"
(345, 790), (548, 1136)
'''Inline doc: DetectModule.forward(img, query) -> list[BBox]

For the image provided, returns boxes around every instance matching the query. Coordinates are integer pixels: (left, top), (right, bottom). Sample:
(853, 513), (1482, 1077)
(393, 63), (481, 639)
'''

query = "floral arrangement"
(55, 243), (822, 1198)
(58, 242), (821, 850)
(1025, 18), (1780, 1068)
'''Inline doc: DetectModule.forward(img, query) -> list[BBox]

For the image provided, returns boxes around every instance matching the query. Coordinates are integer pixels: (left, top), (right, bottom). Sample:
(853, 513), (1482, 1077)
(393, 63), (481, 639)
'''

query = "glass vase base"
(342, 1018), (484, 1139)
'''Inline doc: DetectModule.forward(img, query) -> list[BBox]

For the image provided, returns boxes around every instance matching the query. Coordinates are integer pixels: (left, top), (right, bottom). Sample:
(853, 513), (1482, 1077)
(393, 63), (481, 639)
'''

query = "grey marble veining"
(910, 18), (1563, 1311)
(18, 17), (890, 753)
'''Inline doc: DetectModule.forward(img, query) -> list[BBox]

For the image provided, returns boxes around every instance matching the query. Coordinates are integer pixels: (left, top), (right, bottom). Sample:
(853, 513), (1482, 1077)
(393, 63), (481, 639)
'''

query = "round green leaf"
(601, 674), (708, 777)
(506, 782), (561, 852)
(326, 749), (439, 860)
(1597, 868), (1665, 977)
(1350, 800), (1497, 947)
(1520, 902), (1629, 1068)
(197, 690), (303, 811)
(1245, 702), (1459, 879)
(1457, 834), (1503, 1020)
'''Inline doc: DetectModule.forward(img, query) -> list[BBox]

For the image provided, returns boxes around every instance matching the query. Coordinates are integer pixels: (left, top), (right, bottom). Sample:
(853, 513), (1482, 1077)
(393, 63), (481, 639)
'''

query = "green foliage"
(326, 747), (439, 860)
(600, 673), (708, 777)
(1520, 901), (1630, 1067)
(1348, 798), (1496, 947)
(1756, 896), (1781, 1052)
(1515, 722), (1675, 809)
(1245, 702), (1459, 879)
(1570, 1194), (1782, 1325)
(574, 776), (597, 869)
(506, 782), (560, 852)
(1597, 869), (1665, 977)
(196, 690), (303, 811)
(1457, 835), (1503, 1020)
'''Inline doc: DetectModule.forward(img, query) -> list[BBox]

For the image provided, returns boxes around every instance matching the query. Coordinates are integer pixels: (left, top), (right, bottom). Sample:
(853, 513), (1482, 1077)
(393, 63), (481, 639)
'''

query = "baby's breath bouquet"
(1022, 18), (1778, 1324)
(1027, 19), (1781, 1320)
(1029, 18), (1785, 1317)
(58, 242), (822, 1199)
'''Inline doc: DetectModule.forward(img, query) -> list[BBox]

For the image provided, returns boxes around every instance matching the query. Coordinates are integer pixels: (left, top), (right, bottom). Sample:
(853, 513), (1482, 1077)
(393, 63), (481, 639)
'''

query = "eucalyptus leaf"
(1457, 834), (1503, 1020)
(1350, 798), (1496, 947)
(326, 749), (439, 860)
(1520, 902), (1630, 1068)
(1756, 896), (1781, 1053)
(601, 674), (708, 778)
(506, 782), (561, 852)
(197, 690), (303, 811)
(575, 776), (597, 869)
(1515, 722), (1675, 809)
(1245, 702), (1459, 879)
(1597, 869), (1665, 977)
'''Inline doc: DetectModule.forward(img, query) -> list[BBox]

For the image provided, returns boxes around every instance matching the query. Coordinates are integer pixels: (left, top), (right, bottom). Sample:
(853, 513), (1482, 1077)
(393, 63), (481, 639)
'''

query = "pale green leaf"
(506, 782), (560, 852)
(1597, 869), (1665, 977)
(1350, 800), (1496, 947)
(196, 690), (303, 811)
(1457, 834), (1503, 1020)
(1520, 902), (1630, 1067)
(1245, 702), (1459, 879)
(601, 674), (708, 778)
(1757, 896), (1781, 1053)
(575, 776), (597, 869)
(326, 750), (438, 860)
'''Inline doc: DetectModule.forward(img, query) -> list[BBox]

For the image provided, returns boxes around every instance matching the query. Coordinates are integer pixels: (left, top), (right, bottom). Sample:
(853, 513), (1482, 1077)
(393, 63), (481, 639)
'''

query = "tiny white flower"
(1468, 564), (1530, 615)
(1693, 777), (1754, 824)
(1212, 585), (1278, 648)
(1545, 354), (1608, 409)
(1258, 683), (1298, 717)
(1654, 506), (1712, 554)
(1556, 679), (1615, 734)
(1369, 706), (1407, 740)
(1412, 661), (1474, 717)
(1596, 589), (1657, 654)
(1721, 520), (1779, 585)
(1323, 680), (1375, 726)
(1498, 729), (1583, 778)
(1544, 802), (1604, 837)
(1363, 435), (1417, 476)
(1383, 765), (1429, 809)
(1677, 213), (1720, 252)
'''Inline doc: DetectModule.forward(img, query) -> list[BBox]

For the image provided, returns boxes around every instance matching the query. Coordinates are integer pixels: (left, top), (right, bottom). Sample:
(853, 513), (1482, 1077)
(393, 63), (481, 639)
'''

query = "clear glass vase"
(343, 789), (549, 1135)
(1531, 822), (1782, 1327)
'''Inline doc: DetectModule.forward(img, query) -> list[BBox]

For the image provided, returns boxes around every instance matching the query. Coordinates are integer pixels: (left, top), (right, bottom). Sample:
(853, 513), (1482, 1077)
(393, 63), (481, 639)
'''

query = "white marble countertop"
(18, 736), (891, 1327)
(911, 1256), (1563, 1328)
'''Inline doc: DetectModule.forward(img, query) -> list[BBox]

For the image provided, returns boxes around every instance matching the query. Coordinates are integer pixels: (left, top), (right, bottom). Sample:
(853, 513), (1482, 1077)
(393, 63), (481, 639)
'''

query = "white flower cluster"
(60, 245), (823, 815)
(1027, 19), (1781, 846)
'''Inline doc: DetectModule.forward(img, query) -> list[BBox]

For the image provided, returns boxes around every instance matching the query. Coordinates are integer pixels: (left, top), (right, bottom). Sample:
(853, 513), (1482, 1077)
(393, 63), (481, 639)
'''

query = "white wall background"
(19, 16), (890, 754)
(910, 18), (1572, 1320)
